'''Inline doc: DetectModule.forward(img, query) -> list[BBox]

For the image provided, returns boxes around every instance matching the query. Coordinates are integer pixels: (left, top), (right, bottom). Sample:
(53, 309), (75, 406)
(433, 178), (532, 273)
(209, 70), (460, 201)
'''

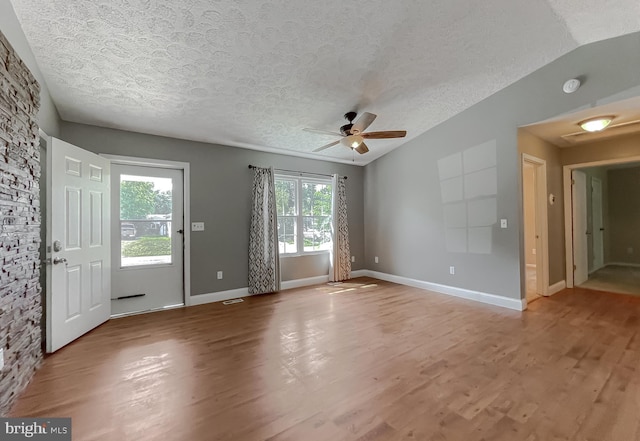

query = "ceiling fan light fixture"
(342, 134), (363, 149)
(579, 117), (613, 132)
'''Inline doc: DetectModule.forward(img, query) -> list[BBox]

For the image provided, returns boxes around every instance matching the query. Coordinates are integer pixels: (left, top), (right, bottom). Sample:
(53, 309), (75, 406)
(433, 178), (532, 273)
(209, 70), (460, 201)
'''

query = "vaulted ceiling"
(10, 0), (640, 165)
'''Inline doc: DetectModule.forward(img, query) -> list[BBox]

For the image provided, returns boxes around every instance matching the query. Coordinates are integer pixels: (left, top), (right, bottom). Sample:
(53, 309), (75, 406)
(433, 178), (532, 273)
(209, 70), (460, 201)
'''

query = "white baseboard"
(607, 262), (640, 268)
(188, 270), (526, 311)
(547, 280), (566, 296)
(281, 275), (329, 290)
(190, 274), (332, 306)
(350, 269), (368, 278)
(190, 287), (251, 306)
(361, 270), (526, 311)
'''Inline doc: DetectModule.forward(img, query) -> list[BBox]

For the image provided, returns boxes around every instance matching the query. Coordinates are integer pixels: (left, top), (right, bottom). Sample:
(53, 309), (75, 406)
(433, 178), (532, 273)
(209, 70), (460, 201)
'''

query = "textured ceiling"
(10, 0), (640, 165)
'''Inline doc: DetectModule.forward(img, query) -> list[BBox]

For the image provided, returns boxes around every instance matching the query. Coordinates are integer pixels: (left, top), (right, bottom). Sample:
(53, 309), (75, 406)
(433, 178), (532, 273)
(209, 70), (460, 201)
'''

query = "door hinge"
(571, 179), (575, 185)
(573, 265), (577, 271)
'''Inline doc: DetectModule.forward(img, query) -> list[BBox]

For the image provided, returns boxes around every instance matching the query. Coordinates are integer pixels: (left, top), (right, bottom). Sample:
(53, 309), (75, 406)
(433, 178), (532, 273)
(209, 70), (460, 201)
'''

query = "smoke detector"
(562, 78), (581, 94)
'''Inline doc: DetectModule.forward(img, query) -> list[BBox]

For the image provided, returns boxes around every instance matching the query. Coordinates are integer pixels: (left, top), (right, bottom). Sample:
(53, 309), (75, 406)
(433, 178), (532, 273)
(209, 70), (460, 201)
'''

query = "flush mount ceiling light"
(579, 116), (614, 132)
(341, 134), (364, 149)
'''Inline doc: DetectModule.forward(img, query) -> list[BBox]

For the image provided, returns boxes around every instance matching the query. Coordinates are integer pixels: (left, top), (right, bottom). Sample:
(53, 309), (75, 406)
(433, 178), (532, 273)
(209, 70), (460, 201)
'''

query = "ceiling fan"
(304, 111), (406, 154)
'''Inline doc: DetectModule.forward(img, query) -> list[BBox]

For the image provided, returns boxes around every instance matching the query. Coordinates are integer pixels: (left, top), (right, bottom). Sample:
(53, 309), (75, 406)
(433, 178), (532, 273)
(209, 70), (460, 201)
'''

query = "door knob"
(53, 257), (67, 265)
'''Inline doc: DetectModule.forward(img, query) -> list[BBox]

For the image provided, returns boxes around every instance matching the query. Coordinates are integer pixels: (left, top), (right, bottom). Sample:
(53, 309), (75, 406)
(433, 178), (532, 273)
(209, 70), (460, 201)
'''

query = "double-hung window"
(275, 175), (332, 255)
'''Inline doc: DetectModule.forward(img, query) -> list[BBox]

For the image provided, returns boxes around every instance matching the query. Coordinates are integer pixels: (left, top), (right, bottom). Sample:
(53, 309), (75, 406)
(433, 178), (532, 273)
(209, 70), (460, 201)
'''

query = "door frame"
(521, 154), (549, 297)
(563, 154), (640, 287)
(102, 155), (192, 305)
(571, 169), (589, 286)
(591, 177), (604, 272)
(40, 129), (51, 350)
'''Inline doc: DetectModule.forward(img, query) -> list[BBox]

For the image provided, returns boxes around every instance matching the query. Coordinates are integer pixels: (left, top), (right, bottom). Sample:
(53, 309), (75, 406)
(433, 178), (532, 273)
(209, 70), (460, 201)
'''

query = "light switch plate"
(217, 271), (223, 280)
(500, 219), (508, 228)
(191, 222), (205, 231)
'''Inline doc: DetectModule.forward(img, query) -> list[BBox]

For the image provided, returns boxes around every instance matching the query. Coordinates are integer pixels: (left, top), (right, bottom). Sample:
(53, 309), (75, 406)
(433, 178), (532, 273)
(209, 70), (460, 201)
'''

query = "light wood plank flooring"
(10, 277), (640, 441)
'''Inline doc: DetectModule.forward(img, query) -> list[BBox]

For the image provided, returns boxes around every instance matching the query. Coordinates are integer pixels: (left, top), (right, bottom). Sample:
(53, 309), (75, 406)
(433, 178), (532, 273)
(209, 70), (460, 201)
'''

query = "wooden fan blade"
(313, 140), (341, 152)
(352, 112), (377, 134)
(362, 130), (407, 139)
(303, 128), (342, 137)
(355, 142), (369, 154)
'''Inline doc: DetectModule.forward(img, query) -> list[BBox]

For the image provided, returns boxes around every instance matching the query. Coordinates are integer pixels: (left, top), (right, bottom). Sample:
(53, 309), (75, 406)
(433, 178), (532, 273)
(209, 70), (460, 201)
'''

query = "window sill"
(280, 250), (330, 258)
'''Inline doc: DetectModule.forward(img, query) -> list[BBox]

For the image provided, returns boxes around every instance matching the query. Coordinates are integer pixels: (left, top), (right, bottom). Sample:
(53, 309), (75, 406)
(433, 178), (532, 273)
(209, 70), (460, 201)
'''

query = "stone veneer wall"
(0, 30), (42, 416)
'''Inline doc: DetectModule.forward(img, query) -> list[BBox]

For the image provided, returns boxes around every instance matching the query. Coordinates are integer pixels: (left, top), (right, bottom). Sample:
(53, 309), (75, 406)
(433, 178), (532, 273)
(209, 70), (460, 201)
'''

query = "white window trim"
(275, 174), (332, 257)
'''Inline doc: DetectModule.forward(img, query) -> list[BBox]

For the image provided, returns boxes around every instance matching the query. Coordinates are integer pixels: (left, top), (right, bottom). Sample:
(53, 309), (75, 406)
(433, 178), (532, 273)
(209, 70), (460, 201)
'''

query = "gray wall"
(608, 165), (640, 265)
(60, 122), (364, 297)
(364, 32), (640, 300)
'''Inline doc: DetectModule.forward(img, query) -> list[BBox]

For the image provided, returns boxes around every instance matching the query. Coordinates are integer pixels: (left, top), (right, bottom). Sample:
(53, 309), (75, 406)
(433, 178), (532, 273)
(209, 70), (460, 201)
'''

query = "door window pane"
(120, 175), (173, 267)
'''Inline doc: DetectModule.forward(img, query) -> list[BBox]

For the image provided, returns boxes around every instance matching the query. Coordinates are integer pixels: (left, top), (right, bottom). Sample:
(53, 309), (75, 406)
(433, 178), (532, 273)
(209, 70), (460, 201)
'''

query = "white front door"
(110, 164), (184, 315)
(48, 138), (111, 353)
(592, 177), (604, 271)
(572, 170), (588, 286)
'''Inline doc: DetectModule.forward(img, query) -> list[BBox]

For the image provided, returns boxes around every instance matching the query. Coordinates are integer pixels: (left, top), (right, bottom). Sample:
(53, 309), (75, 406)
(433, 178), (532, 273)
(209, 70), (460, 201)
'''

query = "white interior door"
(592, 177), (604, 271)
(572, 170), (588, 286)
(111, 164), (184, 315)
(48, 138), (111, 353)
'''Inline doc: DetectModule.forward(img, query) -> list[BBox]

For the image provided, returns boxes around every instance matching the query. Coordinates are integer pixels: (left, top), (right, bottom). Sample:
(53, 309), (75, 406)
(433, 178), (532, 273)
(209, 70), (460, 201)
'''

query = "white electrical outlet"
(0, 348), (4, 371)
(217, 271), (223, 280)
(500, 219), (508, 228)
(351, 256), (355, 262)
(374, 256), (379, 264)
(191, 222), (205, 231)
(449, 266), (455, 275)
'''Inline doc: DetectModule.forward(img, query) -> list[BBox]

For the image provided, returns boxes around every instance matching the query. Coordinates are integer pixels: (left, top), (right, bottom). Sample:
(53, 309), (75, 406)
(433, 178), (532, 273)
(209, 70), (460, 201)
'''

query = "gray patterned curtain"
(248, 166), (280, 294)
(329, 174), (351, 282)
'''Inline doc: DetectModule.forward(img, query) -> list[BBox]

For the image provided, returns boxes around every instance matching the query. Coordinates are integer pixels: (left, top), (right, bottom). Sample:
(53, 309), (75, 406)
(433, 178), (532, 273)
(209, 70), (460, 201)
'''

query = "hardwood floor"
(9, 277), (640, 441)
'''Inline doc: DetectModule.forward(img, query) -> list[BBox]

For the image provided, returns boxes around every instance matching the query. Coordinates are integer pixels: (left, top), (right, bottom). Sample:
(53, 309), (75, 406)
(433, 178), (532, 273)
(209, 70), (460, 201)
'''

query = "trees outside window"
(275, 176), (332, 254)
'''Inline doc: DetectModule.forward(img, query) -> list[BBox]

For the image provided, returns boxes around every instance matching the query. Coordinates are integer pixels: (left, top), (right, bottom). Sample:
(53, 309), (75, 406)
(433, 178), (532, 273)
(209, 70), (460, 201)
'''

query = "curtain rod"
(248, 165), (346, 179)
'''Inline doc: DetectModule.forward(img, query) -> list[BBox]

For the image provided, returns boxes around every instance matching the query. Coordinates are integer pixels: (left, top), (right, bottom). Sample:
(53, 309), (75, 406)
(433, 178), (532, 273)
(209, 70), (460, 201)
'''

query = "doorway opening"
(565, 158), (640, 295)
(522, 154), (549, 304)
(105, 156), (191, 316)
